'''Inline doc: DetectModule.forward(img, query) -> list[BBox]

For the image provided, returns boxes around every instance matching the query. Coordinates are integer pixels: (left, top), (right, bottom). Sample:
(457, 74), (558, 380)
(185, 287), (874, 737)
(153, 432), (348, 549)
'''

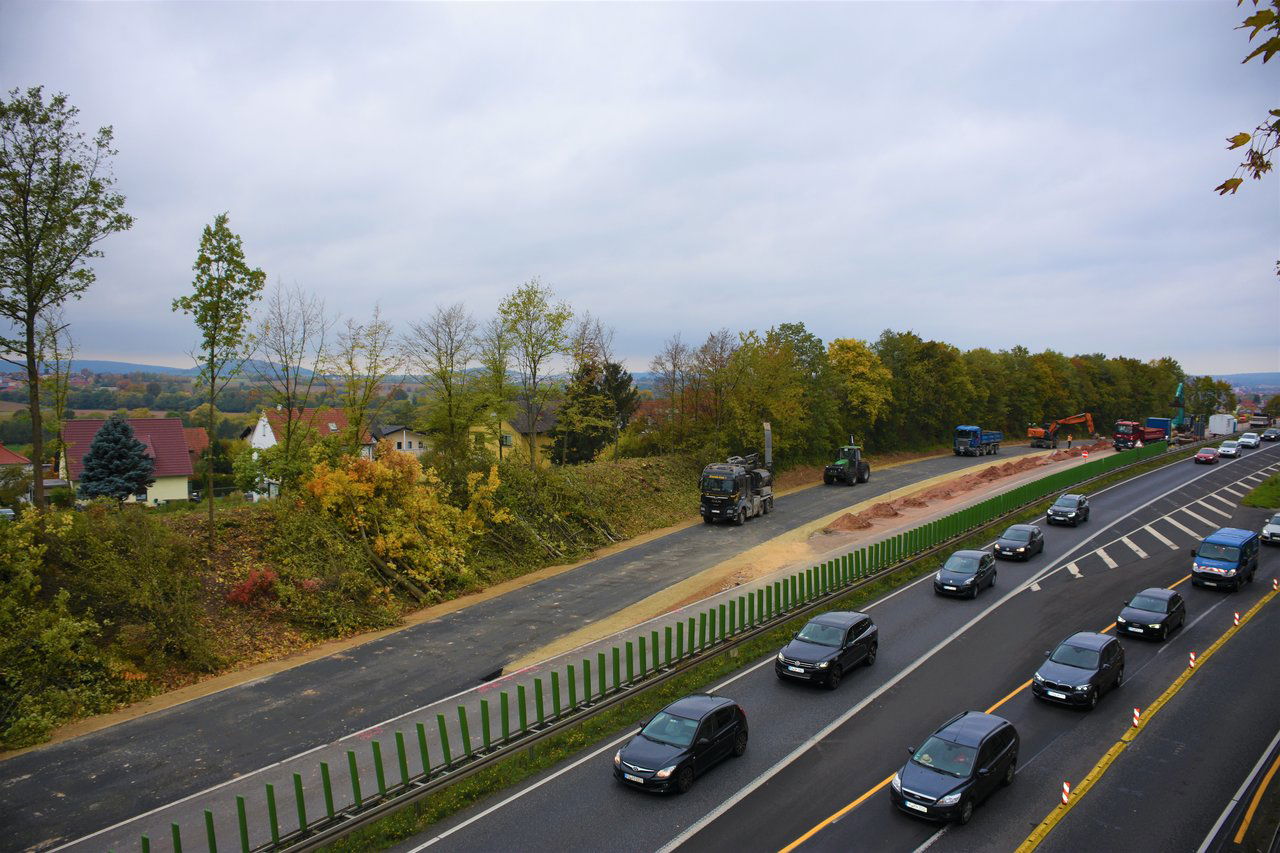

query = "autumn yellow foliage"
(303, 441), (508, 601)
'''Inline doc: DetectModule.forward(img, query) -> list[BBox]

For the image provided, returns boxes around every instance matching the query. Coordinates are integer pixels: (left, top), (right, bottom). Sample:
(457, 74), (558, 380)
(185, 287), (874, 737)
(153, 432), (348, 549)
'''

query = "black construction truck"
(823, 445), (871, 485)
(700, 453), (774, 525)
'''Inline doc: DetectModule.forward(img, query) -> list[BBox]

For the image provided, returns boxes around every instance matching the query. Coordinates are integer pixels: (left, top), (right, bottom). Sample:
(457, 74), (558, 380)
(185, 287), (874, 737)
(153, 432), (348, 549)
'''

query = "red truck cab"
(1113, 420), (1165, 450)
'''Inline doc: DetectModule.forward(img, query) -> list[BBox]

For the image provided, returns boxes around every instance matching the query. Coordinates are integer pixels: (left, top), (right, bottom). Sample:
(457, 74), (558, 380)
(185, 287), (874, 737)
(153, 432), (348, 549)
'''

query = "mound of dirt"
(895, 497), (929, 509)
(868, 502), (901, 518)
(824, 513), (874, 532)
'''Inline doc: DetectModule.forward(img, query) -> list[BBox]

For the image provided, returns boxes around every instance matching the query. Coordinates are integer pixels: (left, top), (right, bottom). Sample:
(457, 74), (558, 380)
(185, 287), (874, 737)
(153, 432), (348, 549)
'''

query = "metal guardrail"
(138, 441), (1195, 853)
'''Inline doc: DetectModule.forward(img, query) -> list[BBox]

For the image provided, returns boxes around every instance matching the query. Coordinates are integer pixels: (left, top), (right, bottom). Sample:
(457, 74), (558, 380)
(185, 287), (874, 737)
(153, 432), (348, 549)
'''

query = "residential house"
(0, 443), (31, 473)
(61, 417), (193, 503)
(239, 407), (375, 499)
(468, 404), (559, 465)
(372, 425), (432, 456)
(183, 427), (210, 471)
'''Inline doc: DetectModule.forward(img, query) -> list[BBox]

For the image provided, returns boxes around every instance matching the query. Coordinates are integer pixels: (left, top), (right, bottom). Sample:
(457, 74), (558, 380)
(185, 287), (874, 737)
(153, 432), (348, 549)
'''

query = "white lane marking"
(1066, 564), (1082, 579)
(1196, 499), (1231, 518)
(1220, 486), (1246, 497)
(1243, 475), (1264, 483)
(1162, 514), (1201, 538)
(1143, 524), (1177, 550)
(1120, 536), (1148, 560)
(1096, 548), (1118, 569)
(1198, 726), (1280, 853)
(913, 826), (950, 852)
(1181, 507), (1217, 527)
(1204, 493), (1236, 510)
(1030, 582), (1042, 591)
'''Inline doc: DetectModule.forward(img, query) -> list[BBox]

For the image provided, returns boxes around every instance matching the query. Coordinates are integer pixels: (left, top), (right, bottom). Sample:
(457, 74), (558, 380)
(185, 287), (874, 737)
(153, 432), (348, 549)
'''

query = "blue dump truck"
(954, 425), (1003, 456)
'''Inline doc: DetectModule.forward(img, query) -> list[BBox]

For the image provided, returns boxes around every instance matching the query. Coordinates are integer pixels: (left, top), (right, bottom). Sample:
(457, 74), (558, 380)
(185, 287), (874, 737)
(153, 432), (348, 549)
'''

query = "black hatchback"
(994, 524), (1044, 560)
(934, 550), (997, 598)
(775, 611), (878, 689)
(890, 711), (1019, 825)
(613, 694), (747, 794)
(1032, 632), (1124, 709)
(1117, 588), (1186, 640)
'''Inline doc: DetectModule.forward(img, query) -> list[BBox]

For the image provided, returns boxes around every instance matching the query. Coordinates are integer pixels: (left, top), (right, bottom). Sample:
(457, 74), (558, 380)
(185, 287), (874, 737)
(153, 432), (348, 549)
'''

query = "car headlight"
(1116, 616), (1127, 623)
(962, 577), (975, 584)
(1226, 569), (1237, 576)
(614, 750), (622, 767)
(1067, 512), (1076, 517)
(1148, 623), (1162, 629)
(817, 661), (830, 668)
(1016, 547), (1026, 552)
(1074, 684), (1091, 692)
(655, 765), (677, 779)
(777, 652), (785, 662)
(1034, 673), (1045, 683)
(891, 772), (902, 792)
(935, 571), (943, 581)
(1192, 562), (1200, 571)
(937, 791), (963, 806)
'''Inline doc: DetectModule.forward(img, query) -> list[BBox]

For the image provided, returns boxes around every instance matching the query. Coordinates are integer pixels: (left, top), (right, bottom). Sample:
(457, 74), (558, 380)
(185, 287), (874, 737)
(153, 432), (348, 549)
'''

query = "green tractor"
(824, 445), (870, 486)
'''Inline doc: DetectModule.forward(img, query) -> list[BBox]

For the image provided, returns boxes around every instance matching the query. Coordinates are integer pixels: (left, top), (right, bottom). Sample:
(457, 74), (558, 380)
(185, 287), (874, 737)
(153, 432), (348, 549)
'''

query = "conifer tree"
(78, 414), (155, 501)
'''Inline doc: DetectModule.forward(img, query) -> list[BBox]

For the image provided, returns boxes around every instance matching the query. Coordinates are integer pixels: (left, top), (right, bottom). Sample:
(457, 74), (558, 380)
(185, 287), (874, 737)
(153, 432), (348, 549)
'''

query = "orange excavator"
(1028, 413), (1094, 449)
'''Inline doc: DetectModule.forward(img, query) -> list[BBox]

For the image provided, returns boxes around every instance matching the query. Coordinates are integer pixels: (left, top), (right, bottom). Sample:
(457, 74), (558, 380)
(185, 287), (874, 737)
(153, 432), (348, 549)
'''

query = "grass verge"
(1242, 472), (1280, 508)
(321, 443), (1204, 851)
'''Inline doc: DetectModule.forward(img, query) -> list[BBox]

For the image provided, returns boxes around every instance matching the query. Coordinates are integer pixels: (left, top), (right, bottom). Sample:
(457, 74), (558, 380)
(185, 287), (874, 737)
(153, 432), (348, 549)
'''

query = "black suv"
(891, 711), (1019, 825)
(1047, 494), (1090, 527)
(1032, 632), (1124, 709)
(994, 524), (1044, 560)
(1117, 588), (1186, 640)
(934, 550), (997, 598)
(776, 611), (877, 689)
(613, 694), (747, 793)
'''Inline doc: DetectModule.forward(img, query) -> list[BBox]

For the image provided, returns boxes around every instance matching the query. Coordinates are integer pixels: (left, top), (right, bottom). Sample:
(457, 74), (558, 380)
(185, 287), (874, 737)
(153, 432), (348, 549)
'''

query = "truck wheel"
(823, 475), (832, 485)
(858, 467), (870, 484)
(734, 509), (745, 526)
(767, 497), (774, 512)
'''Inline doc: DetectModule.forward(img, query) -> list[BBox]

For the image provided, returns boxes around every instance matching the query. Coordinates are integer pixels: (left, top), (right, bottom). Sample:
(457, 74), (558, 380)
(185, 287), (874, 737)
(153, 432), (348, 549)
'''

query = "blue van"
(1190, 528), (1260, 591)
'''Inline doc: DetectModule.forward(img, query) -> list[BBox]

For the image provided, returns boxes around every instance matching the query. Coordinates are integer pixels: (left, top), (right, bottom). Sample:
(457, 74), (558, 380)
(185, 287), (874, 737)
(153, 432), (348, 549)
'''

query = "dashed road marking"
(1143, 524), (1177, 550)
(1066, 563), (1082, 578)
(1221, 486), (1246, 497)
(1162, 514), (1201, 538)
(1181, 507), (1217, 527)
(1097, 548), (1118, 569)
(1243, 475), (1264, 483)
(1196, 500), (1231, 518)
(1204, 493), (1236, 509)
(1030, 582), (1041, 592)
(1120, 536), (1148, 560)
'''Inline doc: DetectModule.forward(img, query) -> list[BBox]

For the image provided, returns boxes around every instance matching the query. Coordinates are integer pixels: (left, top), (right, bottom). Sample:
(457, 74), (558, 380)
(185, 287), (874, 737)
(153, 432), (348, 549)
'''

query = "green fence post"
(638, 636), (647, 677)
(551, 671), (562, 717)
(718, 604), (726, 640)
(235, 788), (249, 850)
(395, 732), (410, 786)
(172, 824), (183, 853)
(518, 684), (529, 732)
(320, 762), (335, 818)
(651, 629), (661, 664)
(728, 598), (736, 634)
(141, 836), (151, 853)
(293, 772), (308, 834)
(704, 609), (713, 645)
(626, 641), (635, 683)
(416, 723), (431, 777)
(236, 795), (250, 852)
(437, 713), (453, 765)
(266, 782), (280, 844)
(687, 617), (696, 652)
(500, 691), (511, 741)
(598, 651), (607, 697)
(534, 679), (546, 726)
(677, 620), (685, 658)
(698, 611), (707, 649)
(582, 660), (592, 703)
(205, 809), (217, 853)
(768, 582), (776, 615)
(612, 646), (621, 689)
(481, 699), (492, 750)
(372, 740), (388, 796)
(664, 626), (672, 665)
(566, 665), (577, 710)
(347, 750), (363, 809)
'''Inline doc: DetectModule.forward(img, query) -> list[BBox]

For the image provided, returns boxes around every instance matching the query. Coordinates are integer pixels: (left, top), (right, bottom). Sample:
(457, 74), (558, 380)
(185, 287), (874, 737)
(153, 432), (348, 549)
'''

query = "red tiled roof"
(183, 427), (210, 454)
(62, 417), (193, 481)
(263, 408), (372, 445)
(0, 443), (30, 465)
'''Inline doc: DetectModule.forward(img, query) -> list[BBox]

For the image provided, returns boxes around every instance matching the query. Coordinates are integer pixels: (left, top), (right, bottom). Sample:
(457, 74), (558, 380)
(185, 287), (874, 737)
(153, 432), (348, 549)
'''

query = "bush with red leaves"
(227, 569), (278, 607)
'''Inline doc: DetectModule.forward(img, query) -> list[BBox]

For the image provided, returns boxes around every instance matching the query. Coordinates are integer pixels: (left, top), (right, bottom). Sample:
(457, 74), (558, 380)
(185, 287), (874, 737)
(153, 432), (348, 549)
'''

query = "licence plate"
(624, 773), (644, 784)
(787, 665), (805, 673)
(944, 585), (956, 591)
(904, 801), (928, 813)
(1128, 626), (1143, 633)
(1047, 690), (1067, 699)
(1203, 581), (1217, 587)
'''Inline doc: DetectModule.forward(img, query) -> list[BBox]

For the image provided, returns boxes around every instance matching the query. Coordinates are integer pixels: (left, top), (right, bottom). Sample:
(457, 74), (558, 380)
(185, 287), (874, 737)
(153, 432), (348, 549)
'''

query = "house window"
(328, 422), (338, 432)
(500, 433), (513, 447)
(396, 441), (403, 450)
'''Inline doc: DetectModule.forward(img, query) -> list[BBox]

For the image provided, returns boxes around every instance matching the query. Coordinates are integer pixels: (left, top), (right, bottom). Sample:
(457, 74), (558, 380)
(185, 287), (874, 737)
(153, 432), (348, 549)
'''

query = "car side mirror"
(1188, 547), (1196, 557)
(906, 745), (915, 755)
(977, 768), (991, 778)
(696, 737), (711, 747)
(1044, 651), (1051, 657)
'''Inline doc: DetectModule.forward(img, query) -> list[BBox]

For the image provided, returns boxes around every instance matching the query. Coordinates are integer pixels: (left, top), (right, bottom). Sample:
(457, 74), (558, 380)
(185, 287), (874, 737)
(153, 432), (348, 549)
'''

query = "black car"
(994, 524), (1044, 560)
(1263, 428), (1279, 442)
(1046, 493), (1090, 527)
(613, 694), (747, 793)
(1032, 632), (1124, 709)
(934, 550), (997, 598)
(1116, 588), (1186, 640)
(890, 711), (1019, 825)
(775, 611), (878, 689)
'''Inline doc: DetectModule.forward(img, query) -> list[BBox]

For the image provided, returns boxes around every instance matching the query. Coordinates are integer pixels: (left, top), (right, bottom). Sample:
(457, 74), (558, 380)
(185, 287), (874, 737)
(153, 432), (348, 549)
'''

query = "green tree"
(1184, 376), (1237, 417)
(1262, 394), (1280, 417)
(498, 278), (572, 470)
(171, 213), (265, 547)
(0, 87), (133, 507)
(405, 303), (484, 459)
(322, 307), (402, 457)
(77, 414), (155, 500)
(37, 308), (75, 471)
(476, 315), (517, 460)
(827, 337), (893, 442)
(601, 361), (640, 459)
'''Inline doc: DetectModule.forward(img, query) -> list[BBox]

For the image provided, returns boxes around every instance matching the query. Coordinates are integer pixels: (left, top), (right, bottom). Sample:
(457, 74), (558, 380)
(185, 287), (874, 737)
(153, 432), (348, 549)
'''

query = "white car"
(1263, 512), (1280, 546)
(1238, 432), (1261, 448)
(1218, 440), (1241, 457)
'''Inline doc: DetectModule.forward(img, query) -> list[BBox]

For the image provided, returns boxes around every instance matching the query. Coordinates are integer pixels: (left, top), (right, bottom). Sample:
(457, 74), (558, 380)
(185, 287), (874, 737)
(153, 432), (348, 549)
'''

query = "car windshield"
(1221, 442), (1238, 449)
(1270, 513), (1280, 525)
(1049, 643), (1100, 669)
(1243, 434), (1258, 439)
(796, 621), (844, 647)
(1002, 527), (1032, 542)
(1053, 496), (1080, 509)
(943, 554), (980, 575)
(912, 736), (977, 778)
(1128, 594), (1168, 613)
(701, 476), (736, 494)
(1197, 543), (1241, 562)
(1199, 449), (1216, 455)
(641, 711), (699, 748)
(1116, 424), (1134, 434)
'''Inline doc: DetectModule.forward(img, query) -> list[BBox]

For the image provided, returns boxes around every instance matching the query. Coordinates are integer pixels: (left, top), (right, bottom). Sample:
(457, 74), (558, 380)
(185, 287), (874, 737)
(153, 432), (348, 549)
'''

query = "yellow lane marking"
(1016, 587), (1278, 851)
(1171, 573), (1191, 588)
(776, 775), (894, 853)
(987, 679), (1034, 714)
(1234, 746), (1280, 843)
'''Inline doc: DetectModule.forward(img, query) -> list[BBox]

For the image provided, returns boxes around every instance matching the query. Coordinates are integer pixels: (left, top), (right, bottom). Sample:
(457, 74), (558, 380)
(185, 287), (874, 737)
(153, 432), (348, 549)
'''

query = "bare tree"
(36, 307), (75, 475)
(322, 306), (403, 457)
(650, 333), (691, 452)
(693, 329), (742, 433)
(252, 280), (331, 489)
(404, 303), (482, 456)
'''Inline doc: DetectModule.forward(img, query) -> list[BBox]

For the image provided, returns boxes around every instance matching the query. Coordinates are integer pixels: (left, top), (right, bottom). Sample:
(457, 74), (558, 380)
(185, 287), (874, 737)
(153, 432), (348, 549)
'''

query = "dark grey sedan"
(1116, 588), (1185, 640)
(994, 524), (1044, 560)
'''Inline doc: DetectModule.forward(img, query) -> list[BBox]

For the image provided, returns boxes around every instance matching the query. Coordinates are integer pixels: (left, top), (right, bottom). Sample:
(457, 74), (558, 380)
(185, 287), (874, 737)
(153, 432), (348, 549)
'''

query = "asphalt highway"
(1, 446), (1040, 853)
(388, 443), (1280, 853)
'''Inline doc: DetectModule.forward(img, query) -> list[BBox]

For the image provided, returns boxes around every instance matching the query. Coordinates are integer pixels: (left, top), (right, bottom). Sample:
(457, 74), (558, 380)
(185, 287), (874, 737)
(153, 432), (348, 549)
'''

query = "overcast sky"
(2, 1), (1276, 376)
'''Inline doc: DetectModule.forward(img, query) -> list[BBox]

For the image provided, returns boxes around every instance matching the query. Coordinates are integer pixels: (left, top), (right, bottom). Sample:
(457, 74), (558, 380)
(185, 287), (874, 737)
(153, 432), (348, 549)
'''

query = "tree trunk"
(207, 371), (216, 556)
(26, 315), (44, 508)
